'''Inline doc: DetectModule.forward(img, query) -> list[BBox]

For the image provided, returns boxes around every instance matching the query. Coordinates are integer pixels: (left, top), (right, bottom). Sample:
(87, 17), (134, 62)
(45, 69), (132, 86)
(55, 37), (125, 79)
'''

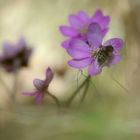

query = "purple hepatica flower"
(60, 9), (110, 48)
(0, 37), (32, 73)
(23, 67), (53, 105)
(67, 23), (124, 76)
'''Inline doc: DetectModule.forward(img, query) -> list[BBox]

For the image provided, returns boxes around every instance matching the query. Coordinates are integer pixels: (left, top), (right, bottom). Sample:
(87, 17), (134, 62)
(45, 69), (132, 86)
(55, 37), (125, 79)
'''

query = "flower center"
(79, 28), (88, 34)
(91, 47), (101, 59)
(91, 45), (114, 66)
(78, 24), (89, 35)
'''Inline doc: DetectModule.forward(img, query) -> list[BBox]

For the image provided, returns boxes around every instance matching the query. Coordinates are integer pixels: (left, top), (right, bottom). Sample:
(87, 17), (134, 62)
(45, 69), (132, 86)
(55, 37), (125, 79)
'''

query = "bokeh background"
(0, 0), (140, 139)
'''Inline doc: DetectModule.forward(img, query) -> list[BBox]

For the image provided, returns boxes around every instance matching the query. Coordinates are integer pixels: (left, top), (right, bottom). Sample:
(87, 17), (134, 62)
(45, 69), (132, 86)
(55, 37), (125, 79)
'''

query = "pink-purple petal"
(107, 55), (122, 67)
(23, 48), (33, 62)
(59, 26), (78, 37)
(45, 67), (53, 84)
(35, 92), (43, 105)
(91, 10), (103, 22)
(68, 57), (92, 68)
(69, 39), (90, 51)
(33, 79), (45, 90)
(102, 28), (109, 37)
(103, 38), (124, 52)
(17, 37), (26, 49)
(22, 92), (37, 96)
(77, 11), (89, 23)
(67, 39), (90, 59)
(61, 40), (70, 49)
(88, 61), (102, 76)
(69, 15), (82, 29)
(3, 42), (16, 57)
(61, 40), (69, 49)
(99, 16), (110, 29)
(87, 23), (103, 49)
(91, 10), (110, 35)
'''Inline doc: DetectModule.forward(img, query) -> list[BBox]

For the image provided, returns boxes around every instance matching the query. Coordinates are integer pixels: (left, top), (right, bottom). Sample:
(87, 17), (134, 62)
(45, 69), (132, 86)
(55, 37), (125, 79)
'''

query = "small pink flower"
(0, 37), (32, 72)
(23, 67), (53, 105)
(60, 9), (110, 48)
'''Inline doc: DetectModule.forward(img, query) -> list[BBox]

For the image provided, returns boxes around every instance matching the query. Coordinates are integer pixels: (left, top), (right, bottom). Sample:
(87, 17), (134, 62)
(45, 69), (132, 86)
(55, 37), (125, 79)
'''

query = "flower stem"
(12, 60), (20, 102)
(47, 91), (60, 107)
(111, 76), (129, 94)
(0, 75), (12, 95)
(66, 75), (90, 107)
(80, 77), (90, 103)
(12, 70), (18, 102)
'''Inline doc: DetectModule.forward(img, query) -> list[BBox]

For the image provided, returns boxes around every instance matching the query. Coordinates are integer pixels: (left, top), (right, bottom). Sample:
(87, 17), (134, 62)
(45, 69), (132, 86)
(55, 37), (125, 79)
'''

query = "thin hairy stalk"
(12, 70), (18, 102)
(76, 70), (82, 89)
(80, 76), (90, 103)
(66, 75), (90, 107)
(80, 70), (100, 97)
(47, 91), (60, 107)
(111, 76), (130, 94)
(12, 60), (20, 102)
(0, 75), (12, 94)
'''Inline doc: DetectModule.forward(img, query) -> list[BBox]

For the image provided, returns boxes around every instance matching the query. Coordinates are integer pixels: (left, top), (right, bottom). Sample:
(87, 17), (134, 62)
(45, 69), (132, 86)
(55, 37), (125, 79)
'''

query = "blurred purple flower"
(67, 23), (124, 76)
(60, 9), (110, 48)
(23, 67), (53, 105)
(0, 37), (32, 72)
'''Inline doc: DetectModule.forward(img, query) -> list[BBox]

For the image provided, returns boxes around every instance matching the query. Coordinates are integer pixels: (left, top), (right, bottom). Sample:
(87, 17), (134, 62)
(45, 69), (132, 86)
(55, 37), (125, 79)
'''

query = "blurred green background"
(0, 0), (140, 139)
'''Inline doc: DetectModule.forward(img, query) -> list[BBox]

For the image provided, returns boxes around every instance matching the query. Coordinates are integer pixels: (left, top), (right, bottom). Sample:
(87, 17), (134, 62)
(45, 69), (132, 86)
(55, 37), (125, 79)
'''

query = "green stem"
(111, 76), (129, 94)
(12, 69), (19, 102)
(80, 76), (90, 103)
(80, 71), (100, 98)
(66, 75), (90, 107)
(47, 91), (60, 107)
(0, 75), (12, 94)
(12, 60), (20, 102)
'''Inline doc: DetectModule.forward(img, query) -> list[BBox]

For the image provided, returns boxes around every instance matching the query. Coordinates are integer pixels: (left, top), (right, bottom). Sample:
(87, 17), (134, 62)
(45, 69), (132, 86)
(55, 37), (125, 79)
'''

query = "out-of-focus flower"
(60, 9), (110, 48)
(23, 67), (53, 105)
(67, 23), (124, 76)
(0, 37), (32, 73)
